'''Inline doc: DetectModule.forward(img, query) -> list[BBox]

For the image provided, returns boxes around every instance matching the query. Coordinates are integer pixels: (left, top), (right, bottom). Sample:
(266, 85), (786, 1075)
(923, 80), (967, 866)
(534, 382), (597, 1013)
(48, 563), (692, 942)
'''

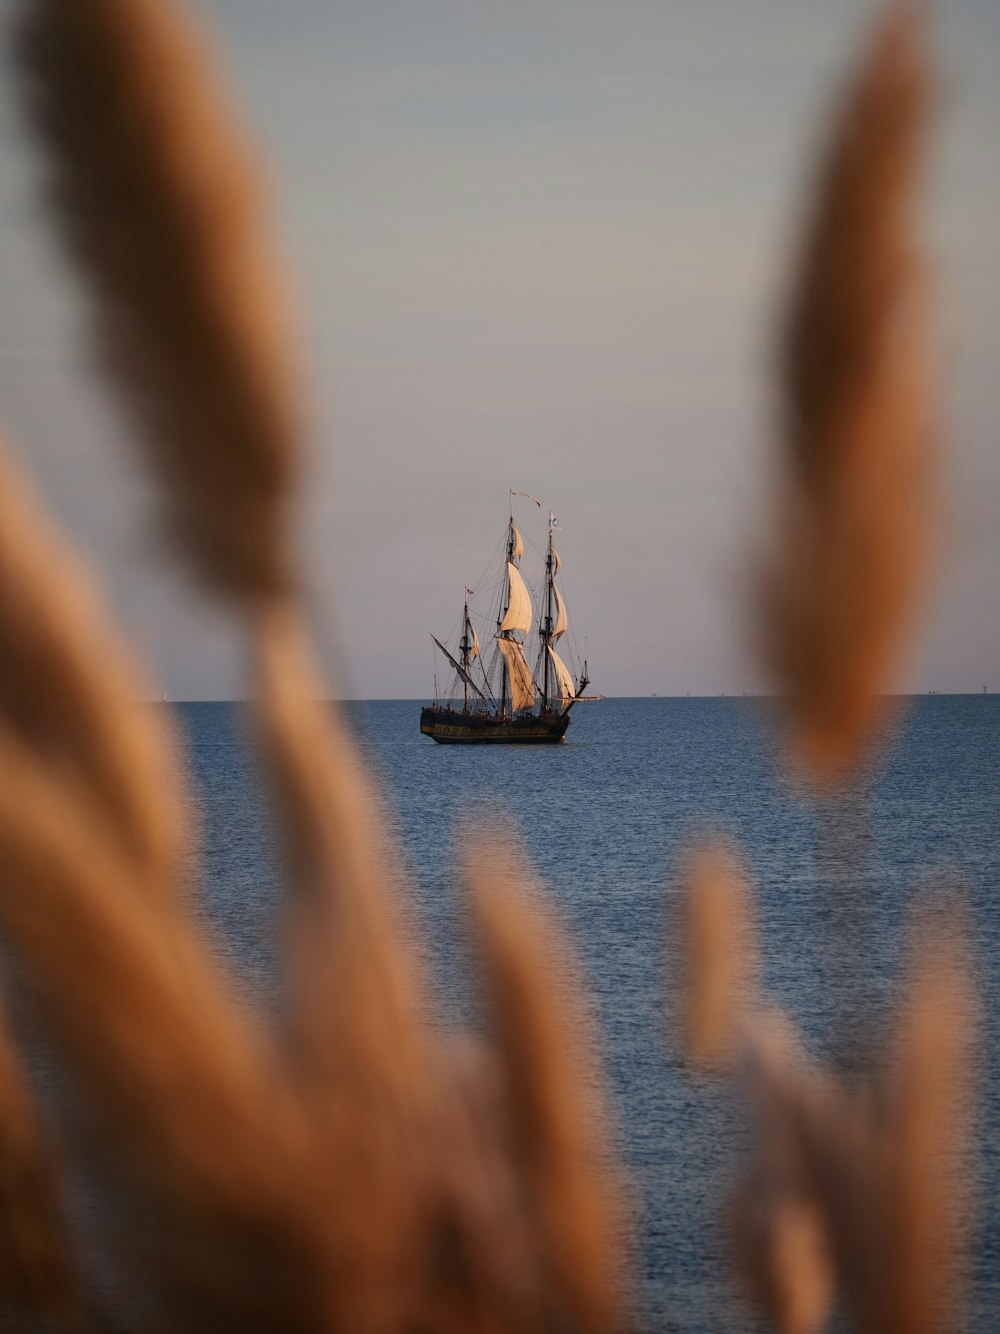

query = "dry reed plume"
(466, 835), (624, 1333)
(759, 1), (933, 786)
(15, 0), (299, 600)
(677, 843), (757, 1069)
(0, 0), (626, 1330)
(0, 452), (188, 895)
(678, 8), (977, 1334)
(0, 0), (979, 1331)
(680, 853), (976, 1334)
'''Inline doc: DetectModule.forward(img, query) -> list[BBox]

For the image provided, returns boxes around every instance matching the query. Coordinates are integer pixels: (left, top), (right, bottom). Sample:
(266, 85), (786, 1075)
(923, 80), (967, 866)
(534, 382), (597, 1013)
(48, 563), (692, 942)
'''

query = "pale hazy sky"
(0, 0), (997, 698)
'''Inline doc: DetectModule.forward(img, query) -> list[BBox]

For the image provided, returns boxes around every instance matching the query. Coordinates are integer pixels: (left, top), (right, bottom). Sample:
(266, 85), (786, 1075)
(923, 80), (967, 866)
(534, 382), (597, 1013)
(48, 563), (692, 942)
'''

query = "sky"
(0, 0), (997, 698)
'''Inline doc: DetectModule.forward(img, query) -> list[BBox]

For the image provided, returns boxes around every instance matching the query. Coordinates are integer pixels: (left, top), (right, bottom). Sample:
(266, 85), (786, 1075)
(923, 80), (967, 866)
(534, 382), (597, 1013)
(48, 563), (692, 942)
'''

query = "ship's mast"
(460, 593), (471, 713)
(541, 527), (554, 712)
(497, 515), (517, 720)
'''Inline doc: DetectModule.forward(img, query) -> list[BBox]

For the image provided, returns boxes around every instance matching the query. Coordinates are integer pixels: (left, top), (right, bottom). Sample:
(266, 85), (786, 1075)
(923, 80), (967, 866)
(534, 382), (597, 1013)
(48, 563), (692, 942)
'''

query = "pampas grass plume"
(15, 0), (299, 600)
(734, 1189), (834, 1334)
(0, 447), (187, 894)
(466, 832), (625, 1334)
(873, 916), (976, 1334)
(678, 842), (757, 1069)
(253, 601), (433, 1123)
(730, 1018), (836, 1334)
(760, 0), (933, 785)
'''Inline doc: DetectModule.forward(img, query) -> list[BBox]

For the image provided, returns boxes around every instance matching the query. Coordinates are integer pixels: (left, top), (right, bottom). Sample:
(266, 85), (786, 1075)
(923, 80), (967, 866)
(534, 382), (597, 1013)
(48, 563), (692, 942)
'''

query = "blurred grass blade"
(760, 1), (933, 784)
(14, 0), (299, 599)
(466, 831), (625, 1334)
(0, 445), (188, 896)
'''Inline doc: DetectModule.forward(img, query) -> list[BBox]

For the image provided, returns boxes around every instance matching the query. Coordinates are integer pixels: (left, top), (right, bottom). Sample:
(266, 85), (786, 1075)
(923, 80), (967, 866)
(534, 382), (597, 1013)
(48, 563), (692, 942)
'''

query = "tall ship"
(421, 499), (591, 744)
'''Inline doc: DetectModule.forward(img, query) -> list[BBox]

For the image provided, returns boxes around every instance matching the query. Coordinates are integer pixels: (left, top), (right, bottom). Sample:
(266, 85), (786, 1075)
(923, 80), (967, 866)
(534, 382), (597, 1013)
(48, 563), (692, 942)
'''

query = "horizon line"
(143, 691), (996, 704)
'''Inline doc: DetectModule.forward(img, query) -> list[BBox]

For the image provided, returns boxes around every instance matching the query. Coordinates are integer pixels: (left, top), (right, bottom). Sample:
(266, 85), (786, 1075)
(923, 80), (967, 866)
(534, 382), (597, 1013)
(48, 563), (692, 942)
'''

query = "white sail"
(500, 562), (533, 634)
(510, 521), (524, 562)
(550, 543), (561, 574)
(498, 637), (536, 711)
(547, 645), (575, 710)
(469, 624), (480, 659)
(551, 585), (568, 640)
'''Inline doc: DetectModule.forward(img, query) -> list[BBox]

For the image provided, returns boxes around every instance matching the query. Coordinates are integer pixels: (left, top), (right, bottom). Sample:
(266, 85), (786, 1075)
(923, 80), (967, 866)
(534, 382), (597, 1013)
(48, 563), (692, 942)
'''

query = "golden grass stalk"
(253, 603), (429, 1102)
(14, 0), (299, 600)
(721, 908), (976, 1334)
(0, 446), (187, 895)
(14, 0), (433, 1124)
(873, 920), (976, 1334)
(465, 832), (625, 1334)
(677, 841), (757, 1069)
(0, 721), (342, 1331)
(679, 830), (975, 1334)
(0, 470), (333, 1319)
(731, 1018), (835, 1334)
(0, 724), (280, 1195)
(796, 913), (976, 1334)
(11, 4), (636, 1322)
(734, 1187), (834, 1334)
(0, 1000), (78, 1325)
(252, 604), (456, 1333)
(677, 841), (835, 1332)
(759, 1), (933, 785)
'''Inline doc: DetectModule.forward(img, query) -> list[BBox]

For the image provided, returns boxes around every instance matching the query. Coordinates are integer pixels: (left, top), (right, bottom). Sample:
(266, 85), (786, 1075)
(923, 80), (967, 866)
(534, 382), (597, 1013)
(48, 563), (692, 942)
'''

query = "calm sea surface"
(178, 695), (1000, 1332)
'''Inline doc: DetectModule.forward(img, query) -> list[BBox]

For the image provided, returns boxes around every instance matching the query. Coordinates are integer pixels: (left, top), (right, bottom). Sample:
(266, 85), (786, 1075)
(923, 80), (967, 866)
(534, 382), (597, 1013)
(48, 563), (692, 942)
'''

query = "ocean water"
(179, 695), (1000, 1332)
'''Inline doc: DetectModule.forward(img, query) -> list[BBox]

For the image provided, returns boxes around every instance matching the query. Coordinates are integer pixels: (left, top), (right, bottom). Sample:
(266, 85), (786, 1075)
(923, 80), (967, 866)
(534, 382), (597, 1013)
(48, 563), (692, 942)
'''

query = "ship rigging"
(420, 499), (591, 744)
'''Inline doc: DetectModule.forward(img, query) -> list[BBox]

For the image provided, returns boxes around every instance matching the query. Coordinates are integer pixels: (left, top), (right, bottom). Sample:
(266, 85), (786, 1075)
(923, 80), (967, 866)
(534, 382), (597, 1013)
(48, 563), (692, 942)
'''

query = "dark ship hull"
(420, 705), (571, 745)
